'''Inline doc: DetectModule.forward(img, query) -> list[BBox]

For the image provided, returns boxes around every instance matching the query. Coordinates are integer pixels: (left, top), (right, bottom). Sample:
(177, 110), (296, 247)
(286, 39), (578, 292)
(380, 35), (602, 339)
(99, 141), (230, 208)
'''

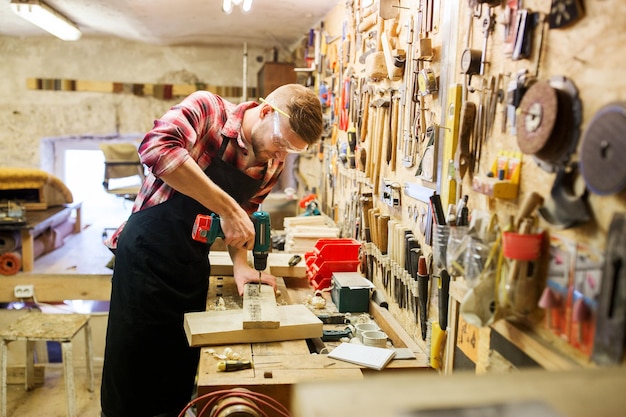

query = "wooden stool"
(0, 313), (94, 417)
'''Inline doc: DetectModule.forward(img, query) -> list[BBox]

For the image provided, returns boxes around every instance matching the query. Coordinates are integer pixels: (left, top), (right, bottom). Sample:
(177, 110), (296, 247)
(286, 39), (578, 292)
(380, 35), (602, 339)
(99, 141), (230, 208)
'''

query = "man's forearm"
(228, 245), (250, 272)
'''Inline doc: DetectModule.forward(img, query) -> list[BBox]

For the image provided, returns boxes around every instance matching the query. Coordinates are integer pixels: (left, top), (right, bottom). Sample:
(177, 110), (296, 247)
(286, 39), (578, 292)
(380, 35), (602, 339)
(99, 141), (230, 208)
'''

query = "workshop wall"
(0, 36), (271, 168)
(307, 0), (626, 372)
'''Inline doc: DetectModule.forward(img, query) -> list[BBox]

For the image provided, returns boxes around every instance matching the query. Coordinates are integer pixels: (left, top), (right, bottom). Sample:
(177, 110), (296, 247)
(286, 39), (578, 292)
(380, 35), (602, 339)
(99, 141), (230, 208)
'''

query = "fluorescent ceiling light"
(10, 0), (81, 41)
(222, 0), (253, 14)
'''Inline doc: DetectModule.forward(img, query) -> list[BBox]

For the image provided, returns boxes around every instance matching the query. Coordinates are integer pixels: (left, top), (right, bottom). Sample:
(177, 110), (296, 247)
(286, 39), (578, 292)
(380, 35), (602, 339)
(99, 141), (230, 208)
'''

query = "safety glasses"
(260, 97), (308, 154)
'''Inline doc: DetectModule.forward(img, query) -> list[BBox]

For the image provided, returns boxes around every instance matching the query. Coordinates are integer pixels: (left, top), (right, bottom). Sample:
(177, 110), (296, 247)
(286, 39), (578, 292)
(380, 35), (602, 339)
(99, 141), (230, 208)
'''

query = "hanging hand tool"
(386, 91), (399, 169)
(473, 78), (488, 175)
(454, 100), (477, 180)
(398, 231), (414, 308)
(479, 7), (495, 75)
(360, 85), (371, 143)
(370, 93), (391, 194)
(592, 213), (626, 366)
(438, 269), (451, 330)
(512, 9), (539, 61)
(407, 239), (420, 313)
(417, 255), (430, 340)
(401, 15), (418, 168)
(347, 127), (357, 169)
(361, 194), (373, 243)
(441, 84), (463, 209)
(549, 0), (585, 28)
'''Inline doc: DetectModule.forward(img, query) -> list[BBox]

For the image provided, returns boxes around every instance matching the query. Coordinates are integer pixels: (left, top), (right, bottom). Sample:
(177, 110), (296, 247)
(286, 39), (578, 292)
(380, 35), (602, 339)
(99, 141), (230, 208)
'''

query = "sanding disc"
(580, 102), (626, 195)
(516, 81), (571, 161)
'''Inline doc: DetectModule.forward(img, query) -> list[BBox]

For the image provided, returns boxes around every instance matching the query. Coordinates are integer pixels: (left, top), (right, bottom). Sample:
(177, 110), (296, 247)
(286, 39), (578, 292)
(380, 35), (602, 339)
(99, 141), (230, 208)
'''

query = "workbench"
(195, 263), (433, 413)
(0, 203), (81, 272)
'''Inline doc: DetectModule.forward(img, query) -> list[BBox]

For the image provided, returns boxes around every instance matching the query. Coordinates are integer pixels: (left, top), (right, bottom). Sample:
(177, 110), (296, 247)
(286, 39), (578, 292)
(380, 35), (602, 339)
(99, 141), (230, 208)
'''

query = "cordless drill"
(192, 211), (271, 279)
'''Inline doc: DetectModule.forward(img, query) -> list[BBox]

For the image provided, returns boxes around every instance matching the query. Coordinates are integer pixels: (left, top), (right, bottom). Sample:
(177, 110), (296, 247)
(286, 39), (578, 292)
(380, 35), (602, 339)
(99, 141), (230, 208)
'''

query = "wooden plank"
(368, 301), (431, 369)
(0, 275), (112, 302)
(292, 367), (626, 417)
(74, 80), (114, 93)
(184, 304), (323, 346)
(368, 300), (421, 353)
(208, 251), (306, 278)
(242, 283), (280, 329)
(490, 320), (582, 371)
(251, 340), (310, 356)
(200, 352), (361, 387)
(444, 296), (459, 375)
(197, 344), (255, 384)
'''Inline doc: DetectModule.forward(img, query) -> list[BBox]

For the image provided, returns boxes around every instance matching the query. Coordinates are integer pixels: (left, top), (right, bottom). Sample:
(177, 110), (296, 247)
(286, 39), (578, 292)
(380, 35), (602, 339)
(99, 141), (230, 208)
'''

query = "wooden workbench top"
(292, 366), (626, 417)
(191, 256), (434, 413)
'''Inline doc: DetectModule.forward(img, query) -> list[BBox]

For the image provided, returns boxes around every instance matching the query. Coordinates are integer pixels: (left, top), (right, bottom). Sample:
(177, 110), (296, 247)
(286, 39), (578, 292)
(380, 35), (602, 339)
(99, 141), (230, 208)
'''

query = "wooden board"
(0, 275), (112, 302)
(292, 367), (626, 417)
(208, 251), (306, 278)
(26, 77), (256, 99)
(242, 283), (280, 329)
(184, 304), (322, 347)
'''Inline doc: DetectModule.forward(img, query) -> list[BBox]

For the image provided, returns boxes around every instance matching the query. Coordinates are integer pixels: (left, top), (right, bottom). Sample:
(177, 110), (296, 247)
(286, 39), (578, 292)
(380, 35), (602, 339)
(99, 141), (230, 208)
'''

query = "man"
(101, 84), (324, 417)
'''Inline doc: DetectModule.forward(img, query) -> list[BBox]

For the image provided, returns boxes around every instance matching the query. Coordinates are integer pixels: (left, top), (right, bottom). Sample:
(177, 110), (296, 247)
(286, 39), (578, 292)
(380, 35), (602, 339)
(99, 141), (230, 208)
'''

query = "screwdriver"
(217, 360), (253, 372)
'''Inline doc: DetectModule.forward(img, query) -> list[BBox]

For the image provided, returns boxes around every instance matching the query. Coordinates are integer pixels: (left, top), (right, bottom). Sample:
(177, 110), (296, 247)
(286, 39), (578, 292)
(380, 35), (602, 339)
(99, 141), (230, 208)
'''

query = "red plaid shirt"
(106, 91), (283, 250)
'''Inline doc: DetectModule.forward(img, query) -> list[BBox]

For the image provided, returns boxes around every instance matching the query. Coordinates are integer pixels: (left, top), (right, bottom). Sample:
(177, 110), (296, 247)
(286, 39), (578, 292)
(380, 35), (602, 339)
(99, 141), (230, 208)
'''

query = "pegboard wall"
(296, 0), (626, 371)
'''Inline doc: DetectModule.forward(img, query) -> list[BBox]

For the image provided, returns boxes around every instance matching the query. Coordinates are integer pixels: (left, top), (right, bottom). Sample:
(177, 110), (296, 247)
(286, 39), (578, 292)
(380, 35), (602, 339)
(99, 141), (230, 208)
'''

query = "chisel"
(417, 255), (430, 340)
(407, 241), (420, 313)
(438, 268), (451, 330)
(409, 247), (421, 320)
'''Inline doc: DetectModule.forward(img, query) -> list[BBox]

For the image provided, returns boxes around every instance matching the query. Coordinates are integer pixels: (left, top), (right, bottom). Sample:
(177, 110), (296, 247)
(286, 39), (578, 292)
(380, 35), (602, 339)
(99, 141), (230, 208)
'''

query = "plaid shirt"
(106, 91), (283, 250)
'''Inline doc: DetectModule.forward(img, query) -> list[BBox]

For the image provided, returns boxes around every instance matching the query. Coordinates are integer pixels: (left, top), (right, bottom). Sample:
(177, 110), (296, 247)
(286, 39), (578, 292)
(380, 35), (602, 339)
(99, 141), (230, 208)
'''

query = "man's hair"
(266, 84), (323, 146)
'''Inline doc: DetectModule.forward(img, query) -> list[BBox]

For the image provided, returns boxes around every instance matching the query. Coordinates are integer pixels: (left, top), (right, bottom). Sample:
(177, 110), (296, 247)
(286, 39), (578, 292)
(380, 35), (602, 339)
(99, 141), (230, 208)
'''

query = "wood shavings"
(304, 292), (327, 309)
(205, 347), (242, 360)
(209, 297), (226, 311)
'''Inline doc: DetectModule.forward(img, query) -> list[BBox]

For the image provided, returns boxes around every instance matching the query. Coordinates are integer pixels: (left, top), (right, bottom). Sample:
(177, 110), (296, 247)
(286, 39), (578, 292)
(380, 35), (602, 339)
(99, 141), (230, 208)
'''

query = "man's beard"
(249, 133), (274, 163)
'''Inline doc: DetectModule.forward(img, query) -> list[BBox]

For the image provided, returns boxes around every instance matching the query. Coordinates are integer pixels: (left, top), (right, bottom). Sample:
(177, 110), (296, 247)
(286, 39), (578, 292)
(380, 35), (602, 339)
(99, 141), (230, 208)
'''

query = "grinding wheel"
(580, 102), (626, 195)
(516, 81), (571, 162)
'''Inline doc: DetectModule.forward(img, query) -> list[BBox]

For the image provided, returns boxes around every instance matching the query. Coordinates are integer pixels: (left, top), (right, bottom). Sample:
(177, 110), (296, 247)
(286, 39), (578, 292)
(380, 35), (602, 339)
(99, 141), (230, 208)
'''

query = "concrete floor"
(5, 363), (103, 417)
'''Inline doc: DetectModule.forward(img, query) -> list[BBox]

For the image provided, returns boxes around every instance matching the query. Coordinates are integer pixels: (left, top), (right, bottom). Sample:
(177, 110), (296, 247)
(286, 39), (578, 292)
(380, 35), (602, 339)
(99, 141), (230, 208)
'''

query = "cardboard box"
(331, 272), (374, 313)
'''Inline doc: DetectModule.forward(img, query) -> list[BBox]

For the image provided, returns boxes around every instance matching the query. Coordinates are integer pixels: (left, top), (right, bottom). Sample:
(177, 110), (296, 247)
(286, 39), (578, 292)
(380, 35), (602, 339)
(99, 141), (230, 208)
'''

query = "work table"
(195, 255), (433, 412)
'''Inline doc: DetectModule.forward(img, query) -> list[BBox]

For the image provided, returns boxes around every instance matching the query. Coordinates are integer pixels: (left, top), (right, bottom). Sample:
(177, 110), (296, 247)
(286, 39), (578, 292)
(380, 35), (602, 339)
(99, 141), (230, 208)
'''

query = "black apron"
(101, 137), (264, 417)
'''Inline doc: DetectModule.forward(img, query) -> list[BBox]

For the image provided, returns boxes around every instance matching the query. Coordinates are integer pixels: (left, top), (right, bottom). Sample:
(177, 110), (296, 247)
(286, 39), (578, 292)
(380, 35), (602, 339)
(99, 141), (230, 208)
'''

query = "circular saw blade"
(580, 102), (626, 195)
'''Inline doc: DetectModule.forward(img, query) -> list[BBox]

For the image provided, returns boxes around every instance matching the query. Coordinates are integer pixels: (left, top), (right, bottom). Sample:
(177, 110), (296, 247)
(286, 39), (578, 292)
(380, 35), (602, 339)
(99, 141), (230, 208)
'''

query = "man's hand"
(233, 266), (277, 296)
(220, 210), (256, 250)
